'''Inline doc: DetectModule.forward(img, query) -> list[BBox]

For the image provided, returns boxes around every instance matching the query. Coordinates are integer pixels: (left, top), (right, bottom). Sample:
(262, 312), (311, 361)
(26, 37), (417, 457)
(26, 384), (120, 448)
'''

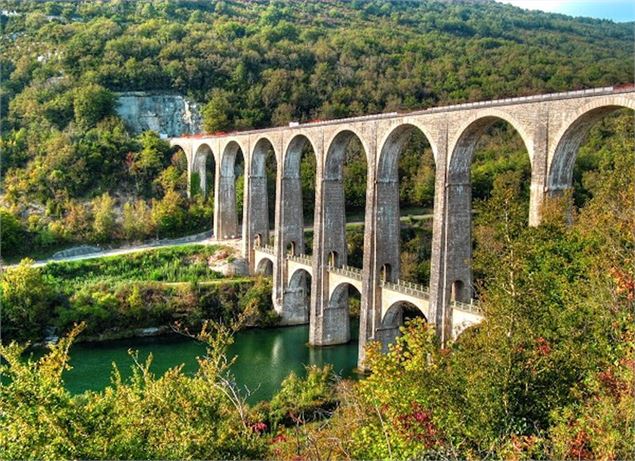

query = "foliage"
(0, 258), (56, 341)
(1, 246), (277, 342)
(268, 365), (334, 426)
(91, 193), (117, 242)
(43, 245), (224, 290)
(0, 208), (25, 256)
(0, 322), (268, 459)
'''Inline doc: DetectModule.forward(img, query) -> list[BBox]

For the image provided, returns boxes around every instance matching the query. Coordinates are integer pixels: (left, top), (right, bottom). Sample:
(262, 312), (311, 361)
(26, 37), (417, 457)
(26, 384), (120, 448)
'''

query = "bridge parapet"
(288, 254), (313, 266)
(256, 244), (276, 255)
(451, 299), (483, 315)
(328, 265), (363, 281)
(380, 279), (429, 298)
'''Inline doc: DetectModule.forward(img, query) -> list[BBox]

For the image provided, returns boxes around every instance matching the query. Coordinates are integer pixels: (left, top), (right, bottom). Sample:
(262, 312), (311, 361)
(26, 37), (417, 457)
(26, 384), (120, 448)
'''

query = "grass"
(43, 244), (228, 292)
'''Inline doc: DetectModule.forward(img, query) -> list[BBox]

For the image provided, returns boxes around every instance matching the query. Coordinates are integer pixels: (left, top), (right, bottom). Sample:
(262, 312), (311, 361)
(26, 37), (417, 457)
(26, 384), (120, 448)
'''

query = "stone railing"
(380, 279), (429, 298)
(288, 254), (313, 266)
(256, 244), (275, 255)
(451, 299), (483, 315)
(328, 264), (363, 281)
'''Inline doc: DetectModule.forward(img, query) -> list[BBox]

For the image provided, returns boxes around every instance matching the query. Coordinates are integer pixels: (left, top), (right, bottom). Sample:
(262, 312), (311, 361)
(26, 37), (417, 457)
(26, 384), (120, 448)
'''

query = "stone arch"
(256, 257), (274, 276)
(381, 300), (427, 325)
(378, 300), (427, 351)
(251, 136), (278, 177)
(246, 137), (278, 254)
(321, 129), (369, 272)
(377, 122), (438, 176)
(284, 267), (311, 324)
(548, 98), (635, 192)
(283, 133), (318, 179)
(323, 281), (362, 345)
(217, 140), (245, 239)
(191, 143), (215, 198)
(220, 140), (244, 177)
(448, 111), (533, 184)
(375, 123), (438, 285)
(279, 133), (318, 256)
(324, 128), (371, 179)
(445, 113), (533, 303)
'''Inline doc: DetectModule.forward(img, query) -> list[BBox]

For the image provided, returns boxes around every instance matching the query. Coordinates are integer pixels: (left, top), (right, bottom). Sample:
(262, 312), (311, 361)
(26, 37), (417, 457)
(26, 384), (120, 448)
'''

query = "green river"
(57, 322), (359, 402)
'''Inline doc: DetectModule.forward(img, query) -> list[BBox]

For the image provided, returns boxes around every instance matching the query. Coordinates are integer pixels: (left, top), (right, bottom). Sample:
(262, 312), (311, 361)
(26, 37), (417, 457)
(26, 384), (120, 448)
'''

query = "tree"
(151, 189), (186, 237)
(92, 193), (117, 242)
(73, 84), (115, 128)
(0, 208), (25, 257)
(0, 259), (55, 341)
(122, 199), (155, 241)
(202, 89), (233, 133)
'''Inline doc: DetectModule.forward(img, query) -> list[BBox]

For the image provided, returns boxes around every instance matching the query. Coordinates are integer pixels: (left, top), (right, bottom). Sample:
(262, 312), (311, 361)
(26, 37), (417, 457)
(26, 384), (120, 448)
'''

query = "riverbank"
(1, 244), (277, 344)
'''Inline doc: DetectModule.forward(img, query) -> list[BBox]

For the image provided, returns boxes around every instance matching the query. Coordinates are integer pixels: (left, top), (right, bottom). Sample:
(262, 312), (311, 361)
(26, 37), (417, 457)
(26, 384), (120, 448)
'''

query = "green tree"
(0, 259), (55, 341)
(92, 193), (117, 242)
(73, 84), (115, 128)
(0, 208), (25, 257)
(202, 89), (233, 133)
(151, 189), (186, 237)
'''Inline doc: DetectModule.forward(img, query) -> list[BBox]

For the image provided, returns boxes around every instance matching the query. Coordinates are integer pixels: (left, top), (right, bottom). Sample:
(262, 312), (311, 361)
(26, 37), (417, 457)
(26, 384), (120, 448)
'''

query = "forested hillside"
(0, 0), (633, 258)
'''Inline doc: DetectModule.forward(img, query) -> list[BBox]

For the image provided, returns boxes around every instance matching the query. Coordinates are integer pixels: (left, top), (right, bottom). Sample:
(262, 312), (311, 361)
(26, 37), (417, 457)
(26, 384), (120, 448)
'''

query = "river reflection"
(60, 321), (359, 402)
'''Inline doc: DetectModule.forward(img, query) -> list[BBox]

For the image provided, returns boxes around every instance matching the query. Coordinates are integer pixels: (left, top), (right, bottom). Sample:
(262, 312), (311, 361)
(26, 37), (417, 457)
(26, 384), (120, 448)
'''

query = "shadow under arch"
(284, 267), (311, 325)
(323, 281), (362, 345)
(256, 257), (274, 276)
(378, 300), (427, 351)
(191, 143), (215, 198)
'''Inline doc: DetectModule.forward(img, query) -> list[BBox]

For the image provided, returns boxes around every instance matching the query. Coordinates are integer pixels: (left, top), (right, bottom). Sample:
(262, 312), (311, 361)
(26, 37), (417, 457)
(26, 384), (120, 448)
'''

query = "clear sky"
(495, 0), (635, 22)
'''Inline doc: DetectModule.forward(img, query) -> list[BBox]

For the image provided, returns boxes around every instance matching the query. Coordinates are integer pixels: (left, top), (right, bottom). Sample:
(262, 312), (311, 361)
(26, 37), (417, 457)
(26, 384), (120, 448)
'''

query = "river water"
(60, 322), (359, 402)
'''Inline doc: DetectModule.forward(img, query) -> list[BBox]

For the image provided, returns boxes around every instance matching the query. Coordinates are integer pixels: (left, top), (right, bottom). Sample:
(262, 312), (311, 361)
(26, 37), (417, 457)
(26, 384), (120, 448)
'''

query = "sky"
(495, 0), (635, 22)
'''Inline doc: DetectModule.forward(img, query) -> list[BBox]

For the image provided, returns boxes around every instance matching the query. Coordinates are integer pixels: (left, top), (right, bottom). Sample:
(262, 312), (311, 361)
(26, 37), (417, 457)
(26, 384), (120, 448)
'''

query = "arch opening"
(192, 143), (216, 200)
(448, 117), (532, 302)
(285, 268), (312, 324)
(549, 106), (635, 209)
(325, 282), (362, 346)
(218, 141), (245, 239)
(379, 301), (427, 350)
(256, 258), (274, 276)
(323, 130), (368, 271)
(376, 124), (436, 287)
(249, 138), (277, 247)
(282, 135), (317, 255)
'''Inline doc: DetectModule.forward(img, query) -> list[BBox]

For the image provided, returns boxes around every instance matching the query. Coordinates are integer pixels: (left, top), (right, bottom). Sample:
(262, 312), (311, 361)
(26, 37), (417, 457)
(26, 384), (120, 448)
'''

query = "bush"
(269, 365), (334, 426)
(0, 259), (56, 341)
(0, 208), (25, 257)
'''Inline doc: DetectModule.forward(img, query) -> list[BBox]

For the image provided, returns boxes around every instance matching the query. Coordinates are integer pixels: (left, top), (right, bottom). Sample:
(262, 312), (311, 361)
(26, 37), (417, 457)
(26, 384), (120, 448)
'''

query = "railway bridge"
(171, 85), (635, 367)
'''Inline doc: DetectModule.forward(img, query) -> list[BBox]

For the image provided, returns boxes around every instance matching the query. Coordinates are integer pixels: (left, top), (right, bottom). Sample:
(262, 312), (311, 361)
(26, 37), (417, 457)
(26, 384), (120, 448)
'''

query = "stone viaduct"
(171, 85), (635, 368)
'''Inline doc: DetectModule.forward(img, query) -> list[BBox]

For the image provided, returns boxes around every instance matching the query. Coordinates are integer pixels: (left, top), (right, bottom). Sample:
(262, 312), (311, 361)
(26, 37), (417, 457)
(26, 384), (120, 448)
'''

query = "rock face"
(115, 92), (202, 137)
